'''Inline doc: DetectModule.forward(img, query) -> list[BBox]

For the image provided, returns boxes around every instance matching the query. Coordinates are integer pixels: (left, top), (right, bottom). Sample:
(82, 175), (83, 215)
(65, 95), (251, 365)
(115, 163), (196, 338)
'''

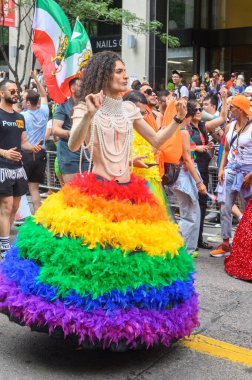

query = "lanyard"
(230, 119), (252, 155)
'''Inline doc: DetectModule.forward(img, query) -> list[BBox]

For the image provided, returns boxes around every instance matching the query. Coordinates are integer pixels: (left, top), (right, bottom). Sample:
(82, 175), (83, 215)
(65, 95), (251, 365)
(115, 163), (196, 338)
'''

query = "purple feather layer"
(0, 273), (199, 349)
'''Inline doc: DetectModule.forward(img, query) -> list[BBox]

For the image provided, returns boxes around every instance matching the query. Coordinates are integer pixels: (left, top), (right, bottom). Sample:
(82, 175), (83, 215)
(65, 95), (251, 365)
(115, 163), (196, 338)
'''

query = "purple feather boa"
(0, 274), (199, 349)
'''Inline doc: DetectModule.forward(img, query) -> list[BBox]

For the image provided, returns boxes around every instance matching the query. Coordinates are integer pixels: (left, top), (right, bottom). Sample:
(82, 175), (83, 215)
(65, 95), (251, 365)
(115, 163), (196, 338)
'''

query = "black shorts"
(0, 166), (28, 197)
(22, 150), (47, 184)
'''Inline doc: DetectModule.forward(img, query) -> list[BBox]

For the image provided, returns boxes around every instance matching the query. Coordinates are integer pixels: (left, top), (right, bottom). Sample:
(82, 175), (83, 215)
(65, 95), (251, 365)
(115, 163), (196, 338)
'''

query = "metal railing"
(41, 151), (61, 190)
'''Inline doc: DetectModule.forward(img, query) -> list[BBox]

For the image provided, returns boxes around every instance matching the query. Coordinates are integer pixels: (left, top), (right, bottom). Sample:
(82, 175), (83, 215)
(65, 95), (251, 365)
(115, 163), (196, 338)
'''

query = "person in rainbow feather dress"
(0, 51), (199, 350)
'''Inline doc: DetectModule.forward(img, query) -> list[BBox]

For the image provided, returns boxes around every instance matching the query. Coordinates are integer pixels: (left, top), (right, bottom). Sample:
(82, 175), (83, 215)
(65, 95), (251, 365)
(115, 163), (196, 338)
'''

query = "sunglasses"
(4, 89), (18, 95)
(141, 110), (150, 116)
(144, 89), (153, 96)
(195, 107), (203, 112)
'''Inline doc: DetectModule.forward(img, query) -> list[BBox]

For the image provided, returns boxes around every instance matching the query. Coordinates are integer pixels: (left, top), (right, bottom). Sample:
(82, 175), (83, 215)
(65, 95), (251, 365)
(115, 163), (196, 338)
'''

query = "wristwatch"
(173, 115), (184, 124)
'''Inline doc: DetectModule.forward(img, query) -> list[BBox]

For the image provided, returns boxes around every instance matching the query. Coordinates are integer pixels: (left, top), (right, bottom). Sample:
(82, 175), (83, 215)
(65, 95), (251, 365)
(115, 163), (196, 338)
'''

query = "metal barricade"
(41, 151), (61, 190)
(41, 149), (245, 221)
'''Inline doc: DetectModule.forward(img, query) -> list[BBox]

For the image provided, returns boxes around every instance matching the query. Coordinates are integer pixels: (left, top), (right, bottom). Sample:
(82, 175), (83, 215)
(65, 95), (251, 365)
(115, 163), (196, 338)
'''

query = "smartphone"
(146, 163), (158, 167)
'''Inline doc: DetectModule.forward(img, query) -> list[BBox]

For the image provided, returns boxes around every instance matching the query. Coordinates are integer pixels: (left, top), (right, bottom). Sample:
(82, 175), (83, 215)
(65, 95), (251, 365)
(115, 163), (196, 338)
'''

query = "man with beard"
(53, 78), (89, 184)
(139, 83), (158, 131)
(0, 80), (42, 258)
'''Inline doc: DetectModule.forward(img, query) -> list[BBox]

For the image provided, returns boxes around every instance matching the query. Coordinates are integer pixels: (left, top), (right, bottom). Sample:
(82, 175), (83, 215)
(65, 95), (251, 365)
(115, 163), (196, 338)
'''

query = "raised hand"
(30, 70), (37, 79)
(85, 90), (104, 117)
(176, 98), (187, 120)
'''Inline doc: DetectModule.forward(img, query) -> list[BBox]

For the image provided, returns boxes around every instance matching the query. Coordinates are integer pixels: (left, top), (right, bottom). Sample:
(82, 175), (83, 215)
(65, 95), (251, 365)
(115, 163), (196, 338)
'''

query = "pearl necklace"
(80, 96), (134, 177)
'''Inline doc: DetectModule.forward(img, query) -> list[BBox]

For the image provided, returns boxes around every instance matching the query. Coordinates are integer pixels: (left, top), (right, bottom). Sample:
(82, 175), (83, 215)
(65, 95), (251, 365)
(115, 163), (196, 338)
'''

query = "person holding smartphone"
(187, 91), (228, 249)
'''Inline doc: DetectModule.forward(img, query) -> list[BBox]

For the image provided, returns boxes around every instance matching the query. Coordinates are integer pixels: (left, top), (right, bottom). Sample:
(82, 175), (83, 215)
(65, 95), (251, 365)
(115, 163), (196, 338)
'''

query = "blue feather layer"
(1, 247), (196, 312)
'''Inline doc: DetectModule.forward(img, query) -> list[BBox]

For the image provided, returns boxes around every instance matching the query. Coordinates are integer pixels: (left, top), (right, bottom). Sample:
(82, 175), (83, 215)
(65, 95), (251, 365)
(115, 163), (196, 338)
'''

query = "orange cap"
(231, 95), (252, 116)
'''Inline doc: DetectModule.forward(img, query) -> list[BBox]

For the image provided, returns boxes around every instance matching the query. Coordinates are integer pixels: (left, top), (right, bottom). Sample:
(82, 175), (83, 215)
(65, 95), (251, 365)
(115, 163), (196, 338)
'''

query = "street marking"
(181, 334), (252, 367)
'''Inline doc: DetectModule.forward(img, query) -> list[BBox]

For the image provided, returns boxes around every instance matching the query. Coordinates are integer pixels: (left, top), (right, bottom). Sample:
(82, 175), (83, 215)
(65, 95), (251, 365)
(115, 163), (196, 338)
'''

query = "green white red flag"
(32, 0), (92, 104)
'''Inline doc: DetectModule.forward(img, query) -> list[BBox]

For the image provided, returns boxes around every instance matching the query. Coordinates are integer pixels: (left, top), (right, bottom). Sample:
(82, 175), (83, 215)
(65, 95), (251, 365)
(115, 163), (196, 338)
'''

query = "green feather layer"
(16, 218), (194, 298)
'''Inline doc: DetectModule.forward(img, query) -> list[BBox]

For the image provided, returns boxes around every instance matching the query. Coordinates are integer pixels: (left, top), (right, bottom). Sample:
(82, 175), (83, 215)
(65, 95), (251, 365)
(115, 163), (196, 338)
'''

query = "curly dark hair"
(186, 100), (200, 117)
(80, 51), (124, 100)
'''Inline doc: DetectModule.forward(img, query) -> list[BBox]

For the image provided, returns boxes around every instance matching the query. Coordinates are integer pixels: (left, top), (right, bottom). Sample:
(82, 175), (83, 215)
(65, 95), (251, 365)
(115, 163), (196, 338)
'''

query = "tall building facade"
(4, 0), (252, 88)
(122, 0), (252, 87)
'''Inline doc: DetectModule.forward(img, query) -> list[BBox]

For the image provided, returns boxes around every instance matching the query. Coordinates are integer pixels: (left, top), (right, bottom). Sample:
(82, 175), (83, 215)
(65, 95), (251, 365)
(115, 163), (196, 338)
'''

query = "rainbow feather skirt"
(0, 173), (198, 349)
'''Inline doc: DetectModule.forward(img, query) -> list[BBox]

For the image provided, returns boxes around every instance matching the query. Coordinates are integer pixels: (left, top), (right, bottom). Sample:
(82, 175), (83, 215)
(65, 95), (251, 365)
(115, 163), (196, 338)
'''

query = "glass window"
(212, 0), (252, 29)
(200, 0), (208, 29)
(168, 0), (194, 30)
(167, 47), (193, 85)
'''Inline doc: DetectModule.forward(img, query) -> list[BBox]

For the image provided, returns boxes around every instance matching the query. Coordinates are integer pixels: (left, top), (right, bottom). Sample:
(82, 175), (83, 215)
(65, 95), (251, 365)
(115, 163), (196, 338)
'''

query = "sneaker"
(210, 243), (231, 258)
(198, 241), (213, 249)
(0, 246), (9, 260)
(0, 251), (6, 260)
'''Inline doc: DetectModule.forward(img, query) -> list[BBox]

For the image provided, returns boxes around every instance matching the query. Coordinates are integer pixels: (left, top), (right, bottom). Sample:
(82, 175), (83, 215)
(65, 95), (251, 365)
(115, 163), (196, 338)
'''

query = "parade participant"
(21, 71), (49, 212)
(139, 83), (158, 131)
(0, 80), (42, 258)
(187, 91), (228, 250)
(225, 187), (252, 281)
(122, 90), (161, 182)
(210, 95), (252, 257)
(0, 52), (198, 351)
(52, 77), (89, 184)
(172, 121), (207, 258)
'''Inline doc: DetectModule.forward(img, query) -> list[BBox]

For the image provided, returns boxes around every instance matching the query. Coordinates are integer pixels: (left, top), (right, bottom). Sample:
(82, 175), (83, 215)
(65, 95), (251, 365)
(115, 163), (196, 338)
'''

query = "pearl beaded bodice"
(82, 96), (142, 178)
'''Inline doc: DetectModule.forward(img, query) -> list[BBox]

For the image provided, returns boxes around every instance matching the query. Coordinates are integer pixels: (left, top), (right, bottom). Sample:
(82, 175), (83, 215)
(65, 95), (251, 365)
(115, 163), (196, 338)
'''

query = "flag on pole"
(32, 0), (92, 104)
(60, 17), (92, 98)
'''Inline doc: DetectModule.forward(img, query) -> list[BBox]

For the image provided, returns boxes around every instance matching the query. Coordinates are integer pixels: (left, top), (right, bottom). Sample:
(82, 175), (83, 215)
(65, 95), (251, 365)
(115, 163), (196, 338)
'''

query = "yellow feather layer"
(35, 193), (183, 257)
(133, 131), (161, 182)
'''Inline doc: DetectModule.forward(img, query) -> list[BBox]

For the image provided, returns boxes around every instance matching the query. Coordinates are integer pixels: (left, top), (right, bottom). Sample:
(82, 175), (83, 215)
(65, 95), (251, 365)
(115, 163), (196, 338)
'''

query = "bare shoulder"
(123, 101), (143, 120)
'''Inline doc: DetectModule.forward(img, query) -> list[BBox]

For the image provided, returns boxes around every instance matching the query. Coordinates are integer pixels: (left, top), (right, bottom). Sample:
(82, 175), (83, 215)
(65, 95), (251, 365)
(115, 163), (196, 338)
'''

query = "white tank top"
(226, 119), (252, 165)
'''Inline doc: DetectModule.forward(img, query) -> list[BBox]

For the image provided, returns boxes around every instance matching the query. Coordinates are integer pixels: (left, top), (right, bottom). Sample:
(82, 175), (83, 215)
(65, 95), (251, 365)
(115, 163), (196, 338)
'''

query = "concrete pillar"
(122, 0), (150, 85)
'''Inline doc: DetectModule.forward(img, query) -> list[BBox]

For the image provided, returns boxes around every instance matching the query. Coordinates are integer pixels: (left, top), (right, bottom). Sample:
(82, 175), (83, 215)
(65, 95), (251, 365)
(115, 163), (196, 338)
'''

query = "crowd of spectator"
(131, 68), (252, 257)
(0, 67), (252, 261)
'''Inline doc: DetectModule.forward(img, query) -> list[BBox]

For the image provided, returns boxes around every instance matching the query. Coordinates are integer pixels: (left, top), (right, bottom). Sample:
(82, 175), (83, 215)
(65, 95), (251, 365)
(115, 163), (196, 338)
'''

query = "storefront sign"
(91, 36), (122, 52)
(0, 0), (15, 27)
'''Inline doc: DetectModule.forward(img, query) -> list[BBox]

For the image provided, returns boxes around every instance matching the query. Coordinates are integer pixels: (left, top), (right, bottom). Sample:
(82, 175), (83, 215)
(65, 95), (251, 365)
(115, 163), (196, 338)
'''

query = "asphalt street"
(0, 224), (251, 380)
